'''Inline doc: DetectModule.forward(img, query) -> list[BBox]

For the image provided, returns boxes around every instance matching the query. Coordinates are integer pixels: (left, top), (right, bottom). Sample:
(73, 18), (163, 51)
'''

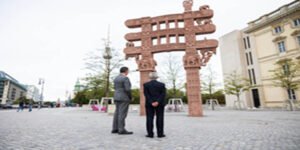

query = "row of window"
(152, 21), (184, 31)
(243, 36), (257, 85)
(273, 18), (300, 34)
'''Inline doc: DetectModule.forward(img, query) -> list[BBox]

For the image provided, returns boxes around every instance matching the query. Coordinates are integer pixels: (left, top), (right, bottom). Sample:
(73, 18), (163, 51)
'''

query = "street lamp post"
(38, 78), (45, 109)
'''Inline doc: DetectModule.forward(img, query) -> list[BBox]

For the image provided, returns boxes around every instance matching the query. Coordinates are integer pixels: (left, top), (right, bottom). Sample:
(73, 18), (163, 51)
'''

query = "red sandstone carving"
(124, 0), (218, 117)
(199, 5), (209, 11)
(183, 0), (193, 12)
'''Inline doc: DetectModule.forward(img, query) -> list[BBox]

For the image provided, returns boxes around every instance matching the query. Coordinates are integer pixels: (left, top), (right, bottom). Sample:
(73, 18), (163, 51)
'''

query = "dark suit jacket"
(143, 80), (166, 106)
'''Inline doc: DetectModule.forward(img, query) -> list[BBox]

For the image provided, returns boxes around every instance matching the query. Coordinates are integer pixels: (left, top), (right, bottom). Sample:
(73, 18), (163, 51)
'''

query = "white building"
(0, 71), (27, 105)
(25, 85), (40, 102)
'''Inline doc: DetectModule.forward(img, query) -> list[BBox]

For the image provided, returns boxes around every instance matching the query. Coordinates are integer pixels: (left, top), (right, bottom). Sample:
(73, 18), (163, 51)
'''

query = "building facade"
(220, 0), (300, 108)
(25, 85), (40, 102)
(0, 71), (27, 105)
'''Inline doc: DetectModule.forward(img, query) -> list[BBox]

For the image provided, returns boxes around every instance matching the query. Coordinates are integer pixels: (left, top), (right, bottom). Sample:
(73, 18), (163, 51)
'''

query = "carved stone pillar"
(183, 54), (203, 116)
(185, 68), (203, 116)
(139, 71), (150, 115)
(137, 56), (156, 115)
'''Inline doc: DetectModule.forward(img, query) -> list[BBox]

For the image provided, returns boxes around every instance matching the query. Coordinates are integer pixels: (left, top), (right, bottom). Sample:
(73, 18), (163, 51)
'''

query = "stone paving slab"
(0, 108), (300, 150)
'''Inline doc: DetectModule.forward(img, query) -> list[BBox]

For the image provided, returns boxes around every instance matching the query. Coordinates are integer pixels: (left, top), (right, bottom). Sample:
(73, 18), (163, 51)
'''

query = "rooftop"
(245, 0), (300, 33)
(0, 71), (27, 91)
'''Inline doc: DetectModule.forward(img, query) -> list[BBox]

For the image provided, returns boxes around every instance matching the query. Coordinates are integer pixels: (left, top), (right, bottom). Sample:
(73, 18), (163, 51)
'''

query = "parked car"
(0, 104), (13, 109)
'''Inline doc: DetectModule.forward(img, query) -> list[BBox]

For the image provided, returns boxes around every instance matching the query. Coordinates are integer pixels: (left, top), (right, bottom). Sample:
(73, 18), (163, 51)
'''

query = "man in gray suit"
(112, 67), (133, 135)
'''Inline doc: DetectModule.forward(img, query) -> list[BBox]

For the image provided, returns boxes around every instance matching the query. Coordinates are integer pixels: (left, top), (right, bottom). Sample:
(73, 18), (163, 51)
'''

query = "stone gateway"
(124, 0), (218, 117)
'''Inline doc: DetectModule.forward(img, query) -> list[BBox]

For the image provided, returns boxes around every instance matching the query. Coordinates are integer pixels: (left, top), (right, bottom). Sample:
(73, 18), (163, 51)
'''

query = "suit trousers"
(146, 104), (164, 136)
(112, 101), (130, 132)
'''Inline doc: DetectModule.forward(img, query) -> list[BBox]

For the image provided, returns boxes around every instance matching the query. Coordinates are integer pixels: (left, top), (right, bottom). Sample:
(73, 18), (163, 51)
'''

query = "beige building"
(220, 0), (300, 108)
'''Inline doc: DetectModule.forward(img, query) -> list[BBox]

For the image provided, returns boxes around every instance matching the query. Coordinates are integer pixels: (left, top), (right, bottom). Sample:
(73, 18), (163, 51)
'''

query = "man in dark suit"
(143, 72), (166, 138)
(112, 67), (133, 135)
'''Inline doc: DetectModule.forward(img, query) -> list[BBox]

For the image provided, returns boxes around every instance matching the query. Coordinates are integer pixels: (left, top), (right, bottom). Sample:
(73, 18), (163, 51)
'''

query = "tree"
(72, 90), (89, 106)
(83, 74), (106, 98)
(201, 65), (218, 100)
(14, 96), (31, 105)
(201, 65), (223, 110)
(269, 58), (300, 110)
(201, 90), (225, 105)
(224, 71), (252, 110)
(131, 89), (140, 104)
(166, 89), (185, 101)
(84, 37), (123, 97)
(162, 54), (184, 96)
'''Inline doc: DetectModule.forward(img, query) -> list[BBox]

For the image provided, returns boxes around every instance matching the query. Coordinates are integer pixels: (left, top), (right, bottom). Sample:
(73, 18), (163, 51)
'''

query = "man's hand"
(152, 102), (159, 107)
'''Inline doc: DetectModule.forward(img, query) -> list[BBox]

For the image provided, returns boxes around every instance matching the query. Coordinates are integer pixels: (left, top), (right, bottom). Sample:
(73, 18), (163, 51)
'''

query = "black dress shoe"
(157, 134), (166, 138)
(118, 131), (133, 135)
(145, 135), (154, 138)
(111, 130), (118, 134)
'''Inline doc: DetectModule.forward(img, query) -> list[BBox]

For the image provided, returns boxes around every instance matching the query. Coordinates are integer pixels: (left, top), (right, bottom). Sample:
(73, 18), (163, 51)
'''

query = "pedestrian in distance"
(17, 97), (25, 112)
(28, 99), (33, 112)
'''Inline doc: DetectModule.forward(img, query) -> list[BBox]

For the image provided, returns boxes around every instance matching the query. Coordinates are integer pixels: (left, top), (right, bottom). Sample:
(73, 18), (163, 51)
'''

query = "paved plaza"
(0, 107), (300, 150)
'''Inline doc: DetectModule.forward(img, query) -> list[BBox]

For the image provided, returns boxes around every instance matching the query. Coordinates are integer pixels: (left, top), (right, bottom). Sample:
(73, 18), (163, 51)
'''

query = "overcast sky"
(0, 0), (290, 101)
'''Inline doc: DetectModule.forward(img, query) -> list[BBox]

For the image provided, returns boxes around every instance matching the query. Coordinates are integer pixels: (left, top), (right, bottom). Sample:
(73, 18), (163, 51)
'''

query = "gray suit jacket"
(113, 74), (132, 101)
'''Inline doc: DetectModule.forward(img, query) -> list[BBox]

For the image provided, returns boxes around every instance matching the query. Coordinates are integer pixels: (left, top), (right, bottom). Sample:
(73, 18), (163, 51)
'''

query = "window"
(293, 18), (300, 27)
(160, 22), (166, 30)
(0, 81), (4, 98)
(282, 63), (290, 76)
(160, 36), (166, 44)
(278, 41), (286, 53)
(11, 88), (16, 100)
(179, 35), (185, 43)
(20, 91), (24, 97)
(152, 24), (157, 31)
(247, 37), (251, 48)
(287, 89), (296, 100)
(152, 37), (157, 45)
(246, 53), (249, 66)
(178, 21), (184, 28)
(243, 36), (251, 49)
(248, 70), (252, 85)
(251, 69), (256, 85)
(243, 38), (247, 49)
(169, 35), (176, 43)
(297, 36), (300, 46)
(249, 52), (253, 65)
(169, 21), (175, 28)
(274, 26), (282, 34)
